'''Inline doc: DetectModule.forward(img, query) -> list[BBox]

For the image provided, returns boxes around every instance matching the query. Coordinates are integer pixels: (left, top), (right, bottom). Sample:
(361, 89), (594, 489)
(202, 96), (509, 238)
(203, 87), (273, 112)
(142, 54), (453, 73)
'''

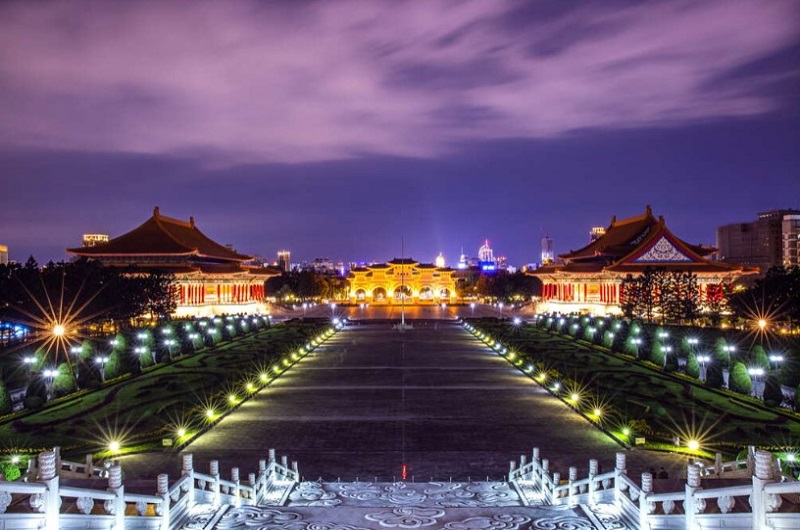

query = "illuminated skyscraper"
(541, 234), (554, 265)
(277, 250), (291, 273)
(478, 240), (494, 262)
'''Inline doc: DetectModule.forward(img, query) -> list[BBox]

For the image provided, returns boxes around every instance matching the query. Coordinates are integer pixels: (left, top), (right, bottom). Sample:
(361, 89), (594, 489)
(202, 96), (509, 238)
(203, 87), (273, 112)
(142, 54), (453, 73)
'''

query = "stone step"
(186, 503), (633, 529)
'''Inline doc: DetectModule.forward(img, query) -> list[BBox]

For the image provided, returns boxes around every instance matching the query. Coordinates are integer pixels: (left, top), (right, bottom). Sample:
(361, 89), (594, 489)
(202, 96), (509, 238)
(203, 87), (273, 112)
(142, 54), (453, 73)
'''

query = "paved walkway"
(122, 321), (687, 484)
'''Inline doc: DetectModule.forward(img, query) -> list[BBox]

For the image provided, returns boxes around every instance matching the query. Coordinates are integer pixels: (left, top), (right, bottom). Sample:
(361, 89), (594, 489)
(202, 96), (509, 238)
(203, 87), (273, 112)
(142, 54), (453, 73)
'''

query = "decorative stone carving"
(629, 489), (639, 502)
(104, 498), (115, 514)
(76, 496), (94, 515)
(662, 499), (675, 514)
(364, 507), (446, 528)
(38, 450), (57, 481)
(767, 493), (782, 512)
(136, 500), (148, 516)
(443, 514), (531, 530)
(694, 498), (706, 514)
(29, 493), (45, 513)
(0, 491), (12, 513)
(717, 495), (735, 514)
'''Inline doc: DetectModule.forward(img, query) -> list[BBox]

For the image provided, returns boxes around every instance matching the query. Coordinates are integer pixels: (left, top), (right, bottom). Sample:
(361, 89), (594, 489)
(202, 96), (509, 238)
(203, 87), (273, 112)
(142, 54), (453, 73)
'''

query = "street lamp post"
(23, 355), (36, 384)
(497, 302), (504, 319)
(135, 346), (150, 367)
(769, 354), (784, 371)
(164, 339), (176, 361)
(633, 338), (642, 359)
(42, 368), (58, 401)
(748, 367), (765, 399)
(697, 354), (711, 381)
(663, 345), (673, 368)
(95, 356), (109, 383)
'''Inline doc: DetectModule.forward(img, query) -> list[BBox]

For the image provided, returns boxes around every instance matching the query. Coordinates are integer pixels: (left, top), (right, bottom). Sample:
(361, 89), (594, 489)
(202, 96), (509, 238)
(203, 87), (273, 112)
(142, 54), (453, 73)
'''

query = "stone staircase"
(179, 481), (633, 529)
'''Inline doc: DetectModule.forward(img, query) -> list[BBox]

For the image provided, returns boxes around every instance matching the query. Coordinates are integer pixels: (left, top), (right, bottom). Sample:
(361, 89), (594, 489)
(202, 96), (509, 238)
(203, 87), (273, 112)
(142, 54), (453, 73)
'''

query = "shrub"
(713, 337), (731, 368)
(685, 353), (700, 379)
(650, 342), (666, 367)
(0, 463), (21, 481)
(706, 364), (724, 389)
(750, 345), (770, 371)
(729, 362), (752, 396)
(23, 395), (44, 410)
(602, 330), (615, 349)
(0, 379), (12, 415)
(763, 375), (783, 407)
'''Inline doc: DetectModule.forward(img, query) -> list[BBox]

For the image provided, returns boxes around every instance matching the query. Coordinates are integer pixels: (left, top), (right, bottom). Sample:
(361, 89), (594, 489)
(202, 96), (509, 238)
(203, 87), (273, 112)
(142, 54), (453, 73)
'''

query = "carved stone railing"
(509, 447), (800, 529)
(0, 446), (299, 530)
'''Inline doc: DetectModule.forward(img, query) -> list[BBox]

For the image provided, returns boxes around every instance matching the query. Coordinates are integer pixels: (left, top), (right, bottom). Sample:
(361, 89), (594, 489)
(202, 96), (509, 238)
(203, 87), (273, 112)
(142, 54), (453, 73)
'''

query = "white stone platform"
(180, 482), (633, 530)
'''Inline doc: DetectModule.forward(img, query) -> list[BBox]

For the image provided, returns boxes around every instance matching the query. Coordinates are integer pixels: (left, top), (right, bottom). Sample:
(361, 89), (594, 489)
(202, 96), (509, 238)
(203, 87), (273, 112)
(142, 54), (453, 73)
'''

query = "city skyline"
(1, 0), (798, 265)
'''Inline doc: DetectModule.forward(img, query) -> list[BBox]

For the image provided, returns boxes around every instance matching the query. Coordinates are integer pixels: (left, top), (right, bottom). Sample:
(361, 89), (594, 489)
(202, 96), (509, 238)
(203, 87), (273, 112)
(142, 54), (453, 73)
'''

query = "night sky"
(1, 0), (798, 267)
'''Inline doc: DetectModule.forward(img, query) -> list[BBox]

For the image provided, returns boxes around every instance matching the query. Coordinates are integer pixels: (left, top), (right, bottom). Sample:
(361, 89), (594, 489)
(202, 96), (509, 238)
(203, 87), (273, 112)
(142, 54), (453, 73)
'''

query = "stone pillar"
(38, 450), (59, 530)
(714, 453), (723, 476)
(614, 453), (627, 506)
(639, 472), (653, 530)
(85, 454), (94, 478)
(231, 468), (240, 507)
(210, 460), (220, 507)
(552, 472), (561, 505)
(588, 459), (598, 506)
(157, 474), (170, 530)
(182, 454), (195, 502)
(568, 466), (578, 506)
(751, 450), (774, 530)
(541, 459), (549, 494)
(685, 464), (702, 530)
(248, 473), (257, 503)
(107, 465), (125, 530)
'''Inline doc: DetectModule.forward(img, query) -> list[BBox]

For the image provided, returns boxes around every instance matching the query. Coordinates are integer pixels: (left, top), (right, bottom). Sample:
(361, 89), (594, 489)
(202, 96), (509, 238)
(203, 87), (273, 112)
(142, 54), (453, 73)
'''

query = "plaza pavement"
(120, 314), (689, 484)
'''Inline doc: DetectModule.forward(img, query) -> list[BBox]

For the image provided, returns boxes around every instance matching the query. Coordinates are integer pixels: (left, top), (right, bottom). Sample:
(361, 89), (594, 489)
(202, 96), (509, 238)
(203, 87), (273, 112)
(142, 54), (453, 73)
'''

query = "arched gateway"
(348, 258), (457, 304)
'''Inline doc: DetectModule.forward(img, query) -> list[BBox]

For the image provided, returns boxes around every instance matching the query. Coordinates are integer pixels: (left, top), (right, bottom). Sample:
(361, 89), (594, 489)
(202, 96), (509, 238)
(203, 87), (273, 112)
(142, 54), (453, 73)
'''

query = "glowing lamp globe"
(688, 440), (700, 451)
(177, 428), (186, 437)
(758, 319), (767, 330)
(52, 324), (65, 337)
(109, 441), (120, 452)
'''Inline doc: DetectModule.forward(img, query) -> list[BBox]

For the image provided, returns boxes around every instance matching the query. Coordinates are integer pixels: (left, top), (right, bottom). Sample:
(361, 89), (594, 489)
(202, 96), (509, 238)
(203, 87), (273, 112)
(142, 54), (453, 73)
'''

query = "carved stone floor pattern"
(180, 482), (634, 530)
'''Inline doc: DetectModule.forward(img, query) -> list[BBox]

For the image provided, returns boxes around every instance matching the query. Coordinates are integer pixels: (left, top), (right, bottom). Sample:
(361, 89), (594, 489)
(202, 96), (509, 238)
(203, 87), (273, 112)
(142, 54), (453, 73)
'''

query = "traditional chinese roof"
(68, 207), (251, 262)
(387, 258), (419, 265)
(532, 206), (756, 277)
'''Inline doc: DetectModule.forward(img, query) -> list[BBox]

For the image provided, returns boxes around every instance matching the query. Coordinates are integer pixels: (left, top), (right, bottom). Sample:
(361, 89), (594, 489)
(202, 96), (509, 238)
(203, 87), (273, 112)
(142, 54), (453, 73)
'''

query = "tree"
(686, 353), (701, 379)
(706, 363), (725, 389)
(650, 342), (666, 367)
(729, 362), (752, 396)
(763, 375), (783, 408)
(0, 379), (12, 415)
(713, 337), (731, 368)
(729, 266), (800, 325)
(750, 345), (770, 371)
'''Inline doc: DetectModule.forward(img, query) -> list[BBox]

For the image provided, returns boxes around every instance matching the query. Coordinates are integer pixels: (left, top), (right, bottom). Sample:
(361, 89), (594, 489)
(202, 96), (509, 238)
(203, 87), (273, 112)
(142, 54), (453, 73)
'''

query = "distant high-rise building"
(434, 252), (445, 268)
(541, 234), (554, 265)
(783, 213), (800, 268)
(478, 240), (497, 272)
(277, 250), (291, 273)
(457, 247), (468, 270)
(478, 240), (494, 263)
(589, 227), (606, 242)
(716, 209), (800, 272)
(0, 244), (7, 265)
(82, 234), (109, 247)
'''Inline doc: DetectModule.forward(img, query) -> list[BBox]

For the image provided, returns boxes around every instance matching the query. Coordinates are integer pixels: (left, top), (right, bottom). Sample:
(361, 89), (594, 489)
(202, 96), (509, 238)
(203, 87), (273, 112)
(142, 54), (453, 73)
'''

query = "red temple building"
(529, 206), (757, 315)
(68, 207), (278, 317)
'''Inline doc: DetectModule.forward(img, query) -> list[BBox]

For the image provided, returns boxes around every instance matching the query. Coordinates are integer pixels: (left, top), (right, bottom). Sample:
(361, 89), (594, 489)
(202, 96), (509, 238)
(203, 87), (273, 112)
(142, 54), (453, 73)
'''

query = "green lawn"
(0, 320), (331, 459)
(469, 319), (800, 456)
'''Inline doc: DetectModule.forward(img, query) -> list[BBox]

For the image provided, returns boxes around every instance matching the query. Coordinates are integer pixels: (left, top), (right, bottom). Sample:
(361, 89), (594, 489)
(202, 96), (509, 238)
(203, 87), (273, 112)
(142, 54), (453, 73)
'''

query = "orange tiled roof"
(68, 207), (252, 262)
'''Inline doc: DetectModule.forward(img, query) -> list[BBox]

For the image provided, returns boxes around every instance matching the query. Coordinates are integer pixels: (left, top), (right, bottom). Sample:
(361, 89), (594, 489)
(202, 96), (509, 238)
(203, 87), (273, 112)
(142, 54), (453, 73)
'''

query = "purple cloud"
(0, 0), (796, 164)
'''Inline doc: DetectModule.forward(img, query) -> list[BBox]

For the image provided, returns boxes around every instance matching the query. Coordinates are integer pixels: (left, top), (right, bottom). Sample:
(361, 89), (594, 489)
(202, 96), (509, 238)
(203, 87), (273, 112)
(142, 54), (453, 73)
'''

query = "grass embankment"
(0, 319), (330, 460)
(469, 319), (800, 457)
